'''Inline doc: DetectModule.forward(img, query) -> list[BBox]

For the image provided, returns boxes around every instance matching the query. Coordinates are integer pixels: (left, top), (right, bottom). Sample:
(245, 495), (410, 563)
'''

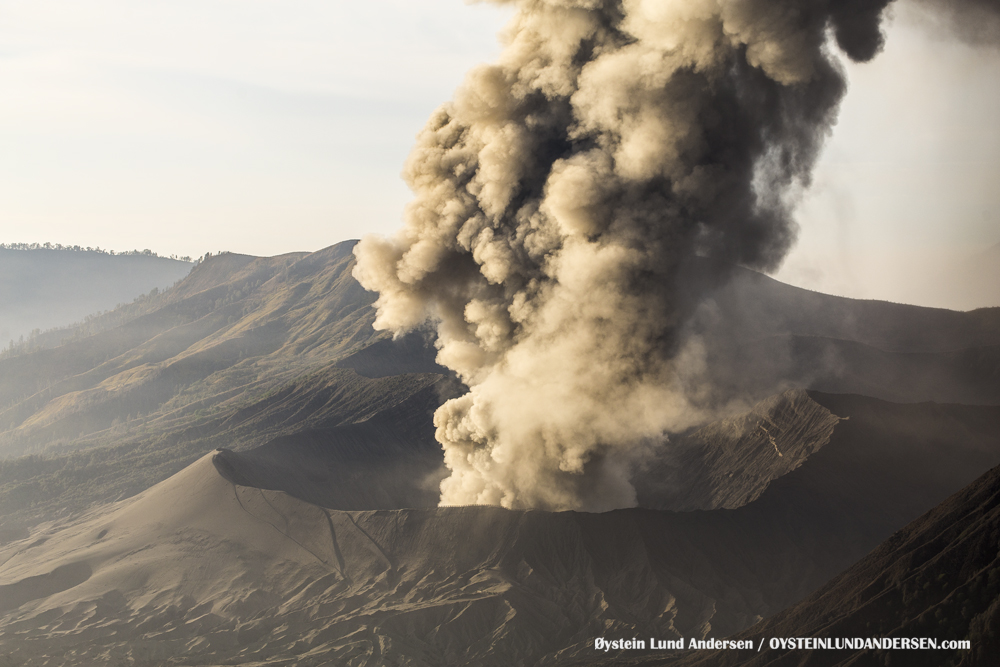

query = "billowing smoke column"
(354, 0), (898, 511)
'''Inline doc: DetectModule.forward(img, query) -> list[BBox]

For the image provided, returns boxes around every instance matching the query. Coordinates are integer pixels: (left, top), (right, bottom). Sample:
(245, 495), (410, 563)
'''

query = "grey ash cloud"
(354, 0), (998, 511)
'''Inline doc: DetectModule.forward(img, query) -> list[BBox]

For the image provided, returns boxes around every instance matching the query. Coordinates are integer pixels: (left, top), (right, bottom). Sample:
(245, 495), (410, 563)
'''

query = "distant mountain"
(0, 242), (451, 533)
(0, 246), (193, 344)
(702, 263), (1000, 353)
(691, 267), (1000, 406)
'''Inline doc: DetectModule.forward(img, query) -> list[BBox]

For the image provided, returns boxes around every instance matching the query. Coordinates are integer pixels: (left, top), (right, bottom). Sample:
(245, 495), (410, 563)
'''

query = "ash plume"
(910, 0), (1000, 45)
(354, 0), (991, 511)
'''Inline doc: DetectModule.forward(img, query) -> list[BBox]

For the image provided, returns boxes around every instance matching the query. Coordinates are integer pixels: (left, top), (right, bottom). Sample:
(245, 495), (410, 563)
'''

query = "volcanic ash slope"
(0, 452), (341, 664)
(5, 390), (1000, 666)
(658, 461), (1000, 667)
(0, 444), (825, 667)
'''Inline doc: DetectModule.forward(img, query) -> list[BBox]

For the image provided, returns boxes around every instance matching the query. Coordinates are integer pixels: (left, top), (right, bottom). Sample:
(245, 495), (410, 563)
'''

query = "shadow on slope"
(334, 331), (449, 379)
(212, 372), (464, 510)
(660, 464), (1000, 667)
(0, 362), (453, 531)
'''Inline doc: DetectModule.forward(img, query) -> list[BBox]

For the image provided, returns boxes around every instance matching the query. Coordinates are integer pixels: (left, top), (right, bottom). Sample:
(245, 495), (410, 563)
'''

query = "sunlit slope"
(0, 453), (344, 664)
(0, 243), (375, 447)
(0, 241), (451, 531)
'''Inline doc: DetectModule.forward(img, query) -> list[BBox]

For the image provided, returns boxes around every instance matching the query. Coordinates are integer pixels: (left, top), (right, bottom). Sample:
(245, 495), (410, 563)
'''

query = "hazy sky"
(1, 0), (998, 307)
(776, 4), (1000, 308)
(1, 1), (512, 256)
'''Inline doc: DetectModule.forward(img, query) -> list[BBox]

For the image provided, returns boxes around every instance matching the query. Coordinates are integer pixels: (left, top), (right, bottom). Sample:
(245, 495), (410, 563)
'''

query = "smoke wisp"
(353, 0), (985, 511)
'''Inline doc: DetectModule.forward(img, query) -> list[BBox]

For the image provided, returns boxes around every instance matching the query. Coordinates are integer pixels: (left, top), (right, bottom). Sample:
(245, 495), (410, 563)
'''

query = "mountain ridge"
(0, 246), (194, 345)
(3, 241), (999, 535)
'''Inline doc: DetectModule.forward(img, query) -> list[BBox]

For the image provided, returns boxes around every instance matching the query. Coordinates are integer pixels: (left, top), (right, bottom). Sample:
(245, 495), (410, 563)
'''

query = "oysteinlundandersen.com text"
(593, 637), (972, 652)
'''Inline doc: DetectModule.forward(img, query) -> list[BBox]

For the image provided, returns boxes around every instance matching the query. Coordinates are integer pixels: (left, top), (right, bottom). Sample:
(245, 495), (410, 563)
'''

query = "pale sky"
(1, 0), (513, 257)
(777, 3), (1000, 308)
(1, 1), (998, 308)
